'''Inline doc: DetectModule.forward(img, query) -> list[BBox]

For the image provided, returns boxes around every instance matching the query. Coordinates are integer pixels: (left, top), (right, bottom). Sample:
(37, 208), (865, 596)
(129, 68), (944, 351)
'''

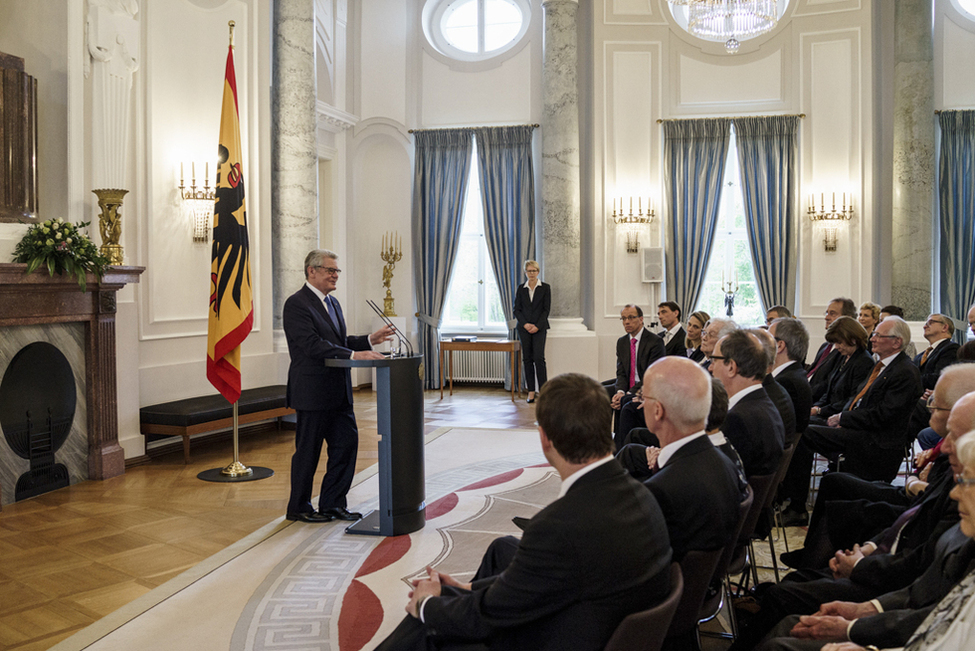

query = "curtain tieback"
(506, 318), (518, 330)
(415, 312), (442, 328)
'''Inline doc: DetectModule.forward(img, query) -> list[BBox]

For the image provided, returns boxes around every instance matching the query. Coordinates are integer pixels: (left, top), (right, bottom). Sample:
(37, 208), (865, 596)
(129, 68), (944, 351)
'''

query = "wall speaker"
(642, 247), (664, 283)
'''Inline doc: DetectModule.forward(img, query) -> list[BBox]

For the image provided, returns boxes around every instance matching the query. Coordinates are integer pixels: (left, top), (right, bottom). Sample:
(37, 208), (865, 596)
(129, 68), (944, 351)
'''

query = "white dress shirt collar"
(657, 431), (708, 468)
(558, 455), (615, 498)
(727, 383), (763, 411)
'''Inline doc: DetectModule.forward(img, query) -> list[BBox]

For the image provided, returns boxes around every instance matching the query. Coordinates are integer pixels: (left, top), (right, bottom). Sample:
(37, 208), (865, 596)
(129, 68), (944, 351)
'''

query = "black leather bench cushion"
(140, 385), (289, 428)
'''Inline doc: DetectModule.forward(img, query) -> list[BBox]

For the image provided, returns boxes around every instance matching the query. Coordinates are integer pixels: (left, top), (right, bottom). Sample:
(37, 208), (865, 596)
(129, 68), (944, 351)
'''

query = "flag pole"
(219, 401), (253, 477)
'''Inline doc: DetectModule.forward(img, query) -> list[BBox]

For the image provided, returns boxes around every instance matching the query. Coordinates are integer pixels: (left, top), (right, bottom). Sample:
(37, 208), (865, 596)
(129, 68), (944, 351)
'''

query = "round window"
(669, 0), (791, 53)
(956, 0), (975, 19)
(425, 0), (531, 62)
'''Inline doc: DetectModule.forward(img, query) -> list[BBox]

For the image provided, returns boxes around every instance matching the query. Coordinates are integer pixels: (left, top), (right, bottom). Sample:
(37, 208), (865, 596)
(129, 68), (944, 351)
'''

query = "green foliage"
(12, 219), (111, 292)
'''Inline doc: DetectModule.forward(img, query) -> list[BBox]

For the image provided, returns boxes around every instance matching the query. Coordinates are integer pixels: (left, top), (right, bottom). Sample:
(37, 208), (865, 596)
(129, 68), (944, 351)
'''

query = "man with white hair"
(699, 317), (737, 373)
(803, 316), (923, 482)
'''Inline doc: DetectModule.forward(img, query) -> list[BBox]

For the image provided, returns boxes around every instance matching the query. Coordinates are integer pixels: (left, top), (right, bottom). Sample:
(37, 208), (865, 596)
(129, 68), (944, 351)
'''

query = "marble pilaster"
(891, 0), (934, 320)
(272, 0), (320, 332)
(541, 0), (582, 319)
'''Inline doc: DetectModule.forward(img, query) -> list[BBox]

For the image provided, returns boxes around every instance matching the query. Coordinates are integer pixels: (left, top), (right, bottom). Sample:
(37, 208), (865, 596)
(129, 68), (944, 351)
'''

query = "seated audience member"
(908, 314), (961, 442)
(728, 389), (975, 651)
(780, 317), (874, 525)
(808, 298), (858, 402)
(753, 327), (798, 448)
(780, 364), (975, 569)
(712, 329), (785, 477)
(699, 317), (738, 373)
(857, 301), (881, 352)
(684, 310), (710, 362)
(751, 430), (975, 651)
(618, 377), (748, 497)
(969, 303), (975, 338)
(375, 373), (673, 651)
(657, 301), (687, 357)
(766, 305), (793, 326)
(607, 304), (665, 449)
(802, 316), (923, 482)
(879, 305), (917, 358)
(768, 317), (814, 442)
(958, 340), (975, 362)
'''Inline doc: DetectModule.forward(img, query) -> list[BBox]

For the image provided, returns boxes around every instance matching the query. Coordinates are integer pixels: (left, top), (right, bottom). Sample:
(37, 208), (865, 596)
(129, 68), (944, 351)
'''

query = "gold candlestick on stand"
(380, 231), (403, 316)
(93, 188), (128, 265)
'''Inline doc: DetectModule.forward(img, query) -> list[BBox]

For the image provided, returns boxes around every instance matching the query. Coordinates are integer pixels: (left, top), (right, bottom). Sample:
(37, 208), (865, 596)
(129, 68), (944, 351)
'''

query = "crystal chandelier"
(673, 0), (780, 54)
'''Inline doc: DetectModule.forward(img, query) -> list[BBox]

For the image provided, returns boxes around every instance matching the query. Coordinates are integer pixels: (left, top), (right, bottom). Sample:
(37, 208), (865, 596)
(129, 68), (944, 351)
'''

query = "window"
(695, 128), (763, 326)
(668, 0), (791, 46)
(425, 0), (531, 62)
(441, 144), (507, 333)
(956, 0), (975, 19)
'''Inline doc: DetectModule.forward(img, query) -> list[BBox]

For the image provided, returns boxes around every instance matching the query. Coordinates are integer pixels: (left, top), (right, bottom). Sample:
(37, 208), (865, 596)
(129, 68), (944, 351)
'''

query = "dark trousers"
(519, 329), (547, 391)
(287, 406), (358, 514)
(803, 424), (904, 483)
(616, 397), (647, 449)
(375, 598), (489, 651)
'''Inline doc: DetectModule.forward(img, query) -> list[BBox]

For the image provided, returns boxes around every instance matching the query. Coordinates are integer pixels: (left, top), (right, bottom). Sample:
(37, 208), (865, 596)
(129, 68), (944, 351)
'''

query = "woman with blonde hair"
(513, 260), (551, 403)
(684, 310), (710, 363)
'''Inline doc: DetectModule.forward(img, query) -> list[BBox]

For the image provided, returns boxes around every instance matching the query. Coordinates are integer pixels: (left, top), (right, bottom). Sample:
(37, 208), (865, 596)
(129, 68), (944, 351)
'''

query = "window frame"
(423, 0), (532, 65)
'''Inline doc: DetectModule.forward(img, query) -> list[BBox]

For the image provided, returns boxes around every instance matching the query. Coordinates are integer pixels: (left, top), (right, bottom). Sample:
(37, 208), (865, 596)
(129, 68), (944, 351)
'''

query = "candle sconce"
(808, 192), (854, 253)
(178, 162), (216, 243)
(611, 196), (655, 254)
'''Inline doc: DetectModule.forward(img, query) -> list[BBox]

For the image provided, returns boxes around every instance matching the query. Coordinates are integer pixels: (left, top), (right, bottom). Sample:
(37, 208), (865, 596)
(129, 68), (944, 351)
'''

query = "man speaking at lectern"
(283, 249), (394, 523)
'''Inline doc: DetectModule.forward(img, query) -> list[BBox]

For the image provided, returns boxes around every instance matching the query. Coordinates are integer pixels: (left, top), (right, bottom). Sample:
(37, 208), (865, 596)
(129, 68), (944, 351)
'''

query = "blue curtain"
(412, 129), (474, 389)
(734, 116), (800, 313)
(474, 126), (536, 378)
(662, 119), (731, 315)
(938, 110), (975, 345)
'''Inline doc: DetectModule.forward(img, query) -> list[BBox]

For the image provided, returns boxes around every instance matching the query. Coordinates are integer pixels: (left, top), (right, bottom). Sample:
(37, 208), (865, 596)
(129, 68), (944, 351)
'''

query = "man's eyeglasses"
(315, 266), (342, 275)
(926, 395), (951, 413)
(709, 355), (727, 361)
(954, 473), (975, 488)
(620, 316), (642, 322)
(871, 333), (898, 339)
(925, 318), (946, 327)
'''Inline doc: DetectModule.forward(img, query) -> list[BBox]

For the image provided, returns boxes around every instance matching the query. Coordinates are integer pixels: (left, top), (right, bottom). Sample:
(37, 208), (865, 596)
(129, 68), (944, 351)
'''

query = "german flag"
(206, 43), (252, 404)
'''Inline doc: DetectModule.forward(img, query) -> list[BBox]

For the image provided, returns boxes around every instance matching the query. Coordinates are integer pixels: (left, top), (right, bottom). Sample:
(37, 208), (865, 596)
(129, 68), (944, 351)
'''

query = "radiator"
(446, 349), (507, 384)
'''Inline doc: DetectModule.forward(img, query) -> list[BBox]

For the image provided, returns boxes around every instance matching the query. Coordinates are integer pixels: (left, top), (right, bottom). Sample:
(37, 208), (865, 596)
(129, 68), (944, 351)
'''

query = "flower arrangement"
(12, 219), (111, 292)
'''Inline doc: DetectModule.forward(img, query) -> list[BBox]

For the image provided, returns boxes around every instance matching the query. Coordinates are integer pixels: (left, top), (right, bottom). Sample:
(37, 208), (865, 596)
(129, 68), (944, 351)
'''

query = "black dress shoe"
(779, 549), (808, 569)
(321, 507), (362, 521)
(286, 511), (334, 523)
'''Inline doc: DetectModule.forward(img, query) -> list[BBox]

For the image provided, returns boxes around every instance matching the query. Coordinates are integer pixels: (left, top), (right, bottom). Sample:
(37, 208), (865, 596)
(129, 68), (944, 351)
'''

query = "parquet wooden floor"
(0, 386), (538, 651)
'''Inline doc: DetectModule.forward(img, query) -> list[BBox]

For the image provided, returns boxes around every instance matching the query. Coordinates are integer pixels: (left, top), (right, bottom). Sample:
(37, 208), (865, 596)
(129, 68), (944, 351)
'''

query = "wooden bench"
(140, 385), (294, 463)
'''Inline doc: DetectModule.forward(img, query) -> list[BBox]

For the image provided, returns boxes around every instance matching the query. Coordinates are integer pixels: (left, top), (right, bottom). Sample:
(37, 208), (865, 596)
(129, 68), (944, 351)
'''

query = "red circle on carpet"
(338, 579), (383, 651)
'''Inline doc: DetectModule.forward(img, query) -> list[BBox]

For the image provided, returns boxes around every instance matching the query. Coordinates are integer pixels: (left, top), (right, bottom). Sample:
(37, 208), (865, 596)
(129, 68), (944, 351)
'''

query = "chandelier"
(671, 0), (780, 54)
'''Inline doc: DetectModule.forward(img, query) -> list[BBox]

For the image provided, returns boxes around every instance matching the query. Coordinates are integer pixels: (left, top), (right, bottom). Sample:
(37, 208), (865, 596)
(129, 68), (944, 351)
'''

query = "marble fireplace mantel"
(0, 263), (144, 487)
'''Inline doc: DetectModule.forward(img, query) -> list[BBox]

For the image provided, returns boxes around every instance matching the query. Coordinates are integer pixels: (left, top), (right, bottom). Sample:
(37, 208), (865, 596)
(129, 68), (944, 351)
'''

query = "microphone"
(366, 299), (414, 356)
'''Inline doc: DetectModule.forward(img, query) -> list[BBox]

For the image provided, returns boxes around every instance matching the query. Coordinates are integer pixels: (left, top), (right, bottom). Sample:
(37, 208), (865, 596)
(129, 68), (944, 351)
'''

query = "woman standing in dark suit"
(513, 260), (550, 403)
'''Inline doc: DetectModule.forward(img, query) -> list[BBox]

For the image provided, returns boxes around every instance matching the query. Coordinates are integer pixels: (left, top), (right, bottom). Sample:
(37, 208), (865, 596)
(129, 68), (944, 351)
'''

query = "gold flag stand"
(197, 401), (275, 483)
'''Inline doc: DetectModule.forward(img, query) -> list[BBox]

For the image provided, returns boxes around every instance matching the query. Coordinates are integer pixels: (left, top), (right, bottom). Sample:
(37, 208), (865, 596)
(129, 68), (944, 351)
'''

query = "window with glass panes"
(695, 127), (763, 326)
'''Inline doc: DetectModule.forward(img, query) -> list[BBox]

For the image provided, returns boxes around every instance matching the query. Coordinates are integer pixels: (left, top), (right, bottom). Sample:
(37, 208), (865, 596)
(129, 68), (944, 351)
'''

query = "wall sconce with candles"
(178, 162), (216, 243)
(808, 191), (854, 252)
(612, 196), (655, 254)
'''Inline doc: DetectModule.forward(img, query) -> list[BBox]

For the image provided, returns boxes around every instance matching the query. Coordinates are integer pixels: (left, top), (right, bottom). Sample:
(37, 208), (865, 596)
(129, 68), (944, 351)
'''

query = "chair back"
(699, 484), (754, 621)
(604, 562), (684, 651)
(726, 472), (776, 576)
(666, 548), (723, 640)
(768, 443), (797, 509)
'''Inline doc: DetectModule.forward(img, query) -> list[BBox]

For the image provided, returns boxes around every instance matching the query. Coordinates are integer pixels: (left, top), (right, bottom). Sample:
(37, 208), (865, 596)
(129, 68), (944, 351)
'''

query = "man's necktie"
(920, 346), (933, 366)
(807, 344), (833, 379)
(629, 337), (638, 389)
(848, 361), (884, 410)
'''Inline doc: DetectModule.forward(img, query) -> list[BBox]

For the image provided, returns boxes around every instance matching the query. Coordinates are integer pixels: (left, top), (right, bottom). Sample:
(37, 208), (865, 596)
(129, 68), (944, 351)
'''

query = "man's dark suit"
(614, 329), (666, 394)
(662, 326), (687, 357)
(375, 460), (673, 651)
(752, 525), (975, 651)
(513, 282), (551, 392)
(721, 387), (785, 477)
(774, 361), (813, 442)
(764, 374), (797, 449)
(804, 351), (923, 482)
(915, 338), (960, 390)
(283, 284), (372, 515)
(644, 435), (743, 559)
(807, 343), (841, 402)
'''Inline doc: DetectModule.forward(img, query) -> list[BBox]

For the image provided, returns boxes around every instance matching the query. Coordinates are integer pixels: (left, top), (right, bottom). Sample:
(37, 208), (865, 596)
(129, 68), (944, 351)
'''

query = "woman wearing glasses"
(513, 260), (550, 403)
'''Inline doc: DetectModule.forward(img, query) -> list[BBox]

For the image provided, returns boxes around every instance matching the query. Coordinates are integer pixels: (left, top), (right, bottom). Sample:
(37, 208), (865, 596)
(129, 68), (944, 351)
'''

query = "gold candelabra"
(93, 188), (128, 265)
(808, 192), (854, 252)
(179, 162), (216, 243)
(611, 196), (655, 254)
(381, 231), (403, 316)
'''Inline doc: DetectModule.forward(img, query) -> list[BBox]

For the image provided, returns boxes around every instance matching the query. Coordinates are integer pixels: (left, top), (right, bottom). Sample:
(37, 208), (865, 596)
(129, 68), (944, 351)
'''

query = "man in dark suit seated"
(910, 313), (961, 447)
(807, 298), (857, 402)
(608, 304), (666, 449)
(768, 317), (813, 444)
(657, 301), (687, 357)
(803, 316), (924, 482)
(754, 327), (798, 450)
(375, 373), (673, 651)
(282, 249), (393, 523)
(711, 329), (785, 478)
(766, 305), (793, 326)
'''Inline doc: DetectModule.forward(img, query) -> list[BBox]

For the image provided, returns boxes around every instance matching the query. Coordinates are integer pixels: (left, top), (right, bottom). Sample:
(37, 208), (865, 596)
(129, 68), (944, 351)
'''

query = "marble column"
(541, 0), (582, 320)
(891, 0), (934, 320)
(272, 0), (319, 332)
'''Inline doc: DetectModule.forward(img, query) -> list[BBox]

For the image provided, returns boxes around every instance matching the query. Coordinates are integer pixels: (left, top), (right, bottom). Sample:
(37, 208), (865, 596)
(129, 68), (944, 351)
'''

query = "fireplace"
(0, 263), (142, 506)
